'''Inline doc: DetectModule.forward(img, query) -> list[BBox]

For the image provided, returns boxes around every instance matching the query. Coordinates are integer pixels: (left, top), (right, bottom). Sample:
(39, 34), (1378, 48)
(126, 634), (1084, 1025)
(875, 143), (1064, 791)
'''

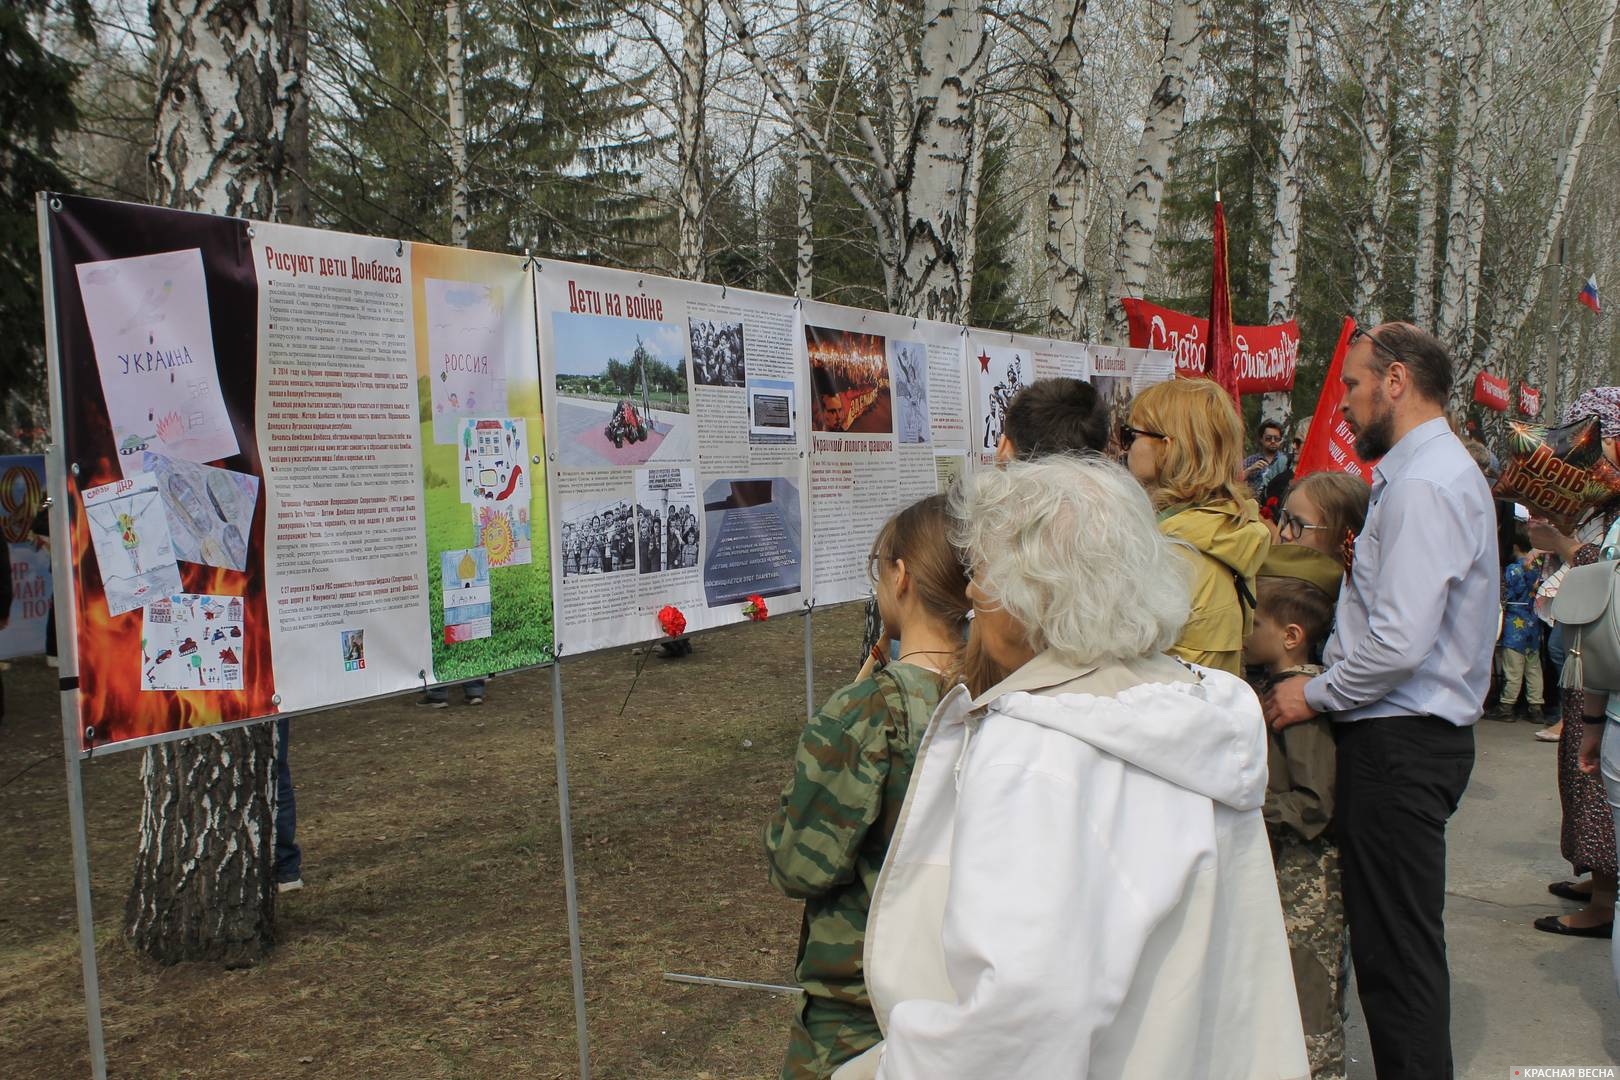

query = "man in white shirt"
(1265, 322), (1497, 1080)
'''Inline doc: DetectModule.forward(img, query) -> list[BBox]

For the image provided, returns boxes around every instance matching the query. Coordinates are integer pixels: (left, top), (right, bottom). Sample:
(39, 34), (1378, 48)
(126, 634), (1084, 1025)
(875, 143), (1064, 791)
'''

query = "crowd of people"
(762, 321), (1617, 1079)
(690, 319), (746, 387)
(635, 502), (700, 573)
(560, 502), (636, 576)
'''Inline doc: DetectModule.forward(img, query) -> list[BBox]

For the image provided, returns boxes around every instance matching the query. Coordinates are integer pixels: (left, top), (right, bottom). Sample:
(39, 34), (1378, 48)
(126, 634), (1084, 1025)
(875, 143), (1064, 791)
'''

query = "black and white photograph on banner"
(700, 476), (803, 607)
(891, 339), (931, 444)
(973, 344), (1027, 452)
(634, 466), (700, 574)
(551, 312), (691, 469)
(805, 325), (893, 434)
(746, 377), (797, 445)
(688, 317), (746, 388)
(558, 497), (636, 576)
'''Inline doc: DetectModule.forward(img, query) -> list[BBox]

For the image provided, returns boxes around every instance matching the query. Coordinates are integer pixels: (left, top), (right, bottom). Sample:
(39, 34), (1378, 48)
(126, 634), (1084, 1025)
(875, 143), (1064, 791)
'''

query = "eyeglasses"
(1276, 508), (1327, 542)
(1350, 326), (1404, 365)
(866, 553), (895, 583)
(1119, 424), (1170, 450)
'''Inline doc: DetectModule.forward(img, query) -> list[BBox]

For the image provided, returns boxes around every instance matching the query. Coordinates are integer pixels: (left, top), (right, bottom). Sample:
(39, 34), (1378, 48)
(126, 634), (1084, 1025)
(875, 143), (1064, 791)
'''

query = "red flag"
(1206, 193), (1241, 410)
(1472, 371), (1510, 412)
(1295, 318), (1374, 482)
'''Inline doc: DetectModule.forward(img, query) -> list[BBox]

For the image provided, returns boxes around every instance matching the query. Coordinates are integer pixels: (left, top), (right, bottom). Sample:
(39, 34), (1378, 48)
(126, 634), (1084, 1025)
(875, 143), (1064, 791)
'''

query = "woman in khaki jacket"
(1123, 378), (1271, 676)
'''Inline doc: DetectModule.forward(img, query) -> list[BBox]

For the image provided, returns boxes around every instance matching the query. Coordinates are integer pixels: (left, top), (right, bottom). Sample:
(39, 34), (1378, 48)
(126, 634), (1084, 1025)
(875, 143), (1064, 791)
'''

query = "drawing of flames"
(68, 461), (276, 751)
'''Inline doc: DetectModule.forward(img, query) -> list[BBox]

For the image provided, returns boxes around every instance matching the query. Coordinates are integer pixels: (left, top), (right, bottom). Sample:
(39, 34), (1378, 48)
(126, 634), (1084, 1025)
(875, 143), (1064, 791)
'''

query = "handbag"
(1552, 558), (1620, 691)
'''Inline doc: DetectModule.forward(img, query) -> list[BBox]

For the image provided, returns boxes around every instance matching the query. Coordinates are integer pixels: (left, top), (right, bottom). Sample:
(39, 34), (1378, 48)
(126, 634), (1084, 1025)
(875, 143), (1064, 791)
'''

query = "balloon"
(1493, 417), (1620, 526)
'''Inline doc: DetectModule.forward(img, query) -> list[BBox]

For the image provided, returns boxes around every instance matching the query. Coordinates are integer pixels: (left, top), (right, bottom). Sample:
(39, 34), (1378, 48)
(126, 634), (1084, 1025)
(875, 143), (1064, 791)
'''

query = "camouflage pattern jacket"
(764, 662), (947, 1006)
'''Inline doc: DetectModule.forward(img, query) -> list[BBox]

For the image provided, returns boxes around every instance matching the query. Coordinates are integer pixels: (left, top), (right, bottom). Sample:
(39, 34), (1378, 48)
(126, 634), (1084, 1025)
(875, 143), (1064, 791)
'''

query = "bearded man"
(1263, 321), (1497, 1080)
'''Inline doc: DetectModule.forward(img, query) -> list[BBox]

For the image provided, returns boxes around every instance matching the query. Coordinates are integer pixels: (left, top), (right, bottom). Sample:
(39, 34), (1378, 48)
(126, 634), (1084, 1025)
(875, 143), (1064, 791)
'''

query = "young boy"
(1493, 528), (1544, 720)
(1245, 575), (1344, 1080)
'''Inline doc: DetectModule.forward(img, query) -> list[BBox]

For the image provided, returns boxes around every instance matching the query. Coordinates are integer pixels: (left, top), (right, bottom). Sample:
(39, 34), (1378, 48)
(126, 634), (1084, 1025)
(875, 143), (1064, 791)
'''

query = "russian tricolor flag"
(1580, 275), (1602, 315)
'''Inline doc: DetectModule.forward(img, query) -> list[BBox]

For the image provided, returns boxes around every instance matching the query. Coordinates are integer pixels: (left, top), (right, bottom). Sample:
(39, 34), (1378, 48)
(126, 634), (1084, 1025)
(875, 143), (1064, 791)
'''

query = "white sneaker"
(277, 878), (304, 894)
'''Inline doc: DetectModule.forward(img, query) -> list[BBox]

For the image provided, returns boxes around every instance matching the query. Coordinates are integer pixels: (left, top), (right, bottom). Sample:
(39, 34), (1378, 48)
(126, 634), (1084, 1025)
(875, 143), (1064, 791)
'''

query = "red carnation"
(743, 594), (769, 621)
(657, 604), (687, 638)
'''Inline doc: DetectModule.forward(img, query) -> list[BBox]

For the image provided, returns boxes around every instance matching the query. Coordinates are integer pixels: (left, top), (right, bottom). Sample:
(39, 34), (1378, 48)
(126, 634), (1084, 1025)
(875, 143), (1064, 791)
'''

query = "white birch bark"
(1436, 0), (1491, 362)
(677, 0), (708, 280)
(1481, 0), (1620, 385)
(138, 0), (291, 965)
(1351, 0), (1393, 327)
(1101, 0), (1204, 345)
(961, 99), (988, 317)
(1043, 0), (1090, 338)
(1410, 0), (1445, 328)
(892, 0), (985, 321)
(444, 0), (469, 247)
(793, 0), (813, 300)
(1262, 0), (1311, 426)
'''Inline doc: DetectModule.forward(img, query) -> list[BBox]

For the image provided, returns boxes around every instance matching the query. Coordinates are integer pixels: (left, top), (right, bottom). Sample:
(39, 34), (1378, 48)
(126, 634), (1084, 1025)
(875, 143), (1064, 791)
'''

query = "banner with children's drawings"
(39, 192), (1173, 753)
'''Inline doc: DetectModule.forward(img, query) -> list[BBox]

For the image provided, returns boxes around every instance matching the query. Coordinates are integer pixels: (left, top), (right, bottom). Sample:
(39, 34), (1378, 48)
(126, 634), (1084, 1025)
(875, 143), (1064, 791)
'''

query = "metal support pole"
(551, 663), (591, 1079)
(61, 743), (107, 1080)
(803, 608), (815, 722)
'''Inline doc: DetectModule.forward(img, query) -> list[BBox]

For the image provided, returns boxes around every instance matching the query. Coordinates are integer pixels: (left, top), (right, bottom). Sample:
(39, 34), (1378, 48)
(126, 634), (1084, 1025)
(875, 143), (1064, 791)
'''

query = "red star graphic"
(977, 351), (992, 373)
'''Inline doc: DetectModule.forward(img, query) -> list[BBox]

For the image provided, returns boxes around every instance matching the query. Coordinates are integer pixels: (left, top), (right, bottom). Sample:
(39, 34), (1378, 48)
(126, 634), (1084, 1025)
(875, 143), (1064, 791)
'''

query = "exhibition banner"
(42, 195), (554, 751)
(805, 302), (967, 605)
(538, 262), (807, 652)
(1120, 298), (1298, 393)
(0, 455), (51, 659)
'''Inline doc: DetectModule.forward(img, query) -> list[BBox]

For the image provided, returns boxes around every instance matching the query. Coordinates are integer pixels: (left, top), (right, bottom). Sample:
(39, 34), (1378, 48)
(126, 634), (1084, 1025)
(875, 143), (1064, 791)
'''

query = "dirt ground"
(0, 605), (868, 1079)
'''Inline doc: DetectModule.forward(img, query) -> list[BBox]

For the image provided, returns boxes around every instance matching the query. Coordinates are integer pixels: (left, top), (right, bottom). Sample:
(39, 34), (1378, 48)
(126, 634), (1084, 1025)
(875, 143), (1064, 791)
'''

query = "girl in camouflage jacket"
(764, 495), (971, 1080)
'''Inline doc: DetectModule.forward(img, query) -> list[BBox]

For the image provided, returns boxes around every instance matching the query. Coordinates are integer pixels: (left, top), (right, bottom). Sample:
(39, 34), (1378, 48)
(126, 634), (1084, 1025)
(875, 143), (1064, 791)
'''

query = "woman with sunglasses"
(1124, 378), (1271, 676)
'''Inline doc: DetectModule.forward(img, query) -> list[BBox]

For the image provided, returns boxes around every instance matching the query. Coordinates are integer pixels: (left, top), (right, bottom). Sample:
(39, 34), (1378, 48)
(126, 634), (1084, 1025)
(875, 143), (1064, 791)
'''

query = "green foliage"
(0, 1), (89, 431)
(311, 0), (655, 262)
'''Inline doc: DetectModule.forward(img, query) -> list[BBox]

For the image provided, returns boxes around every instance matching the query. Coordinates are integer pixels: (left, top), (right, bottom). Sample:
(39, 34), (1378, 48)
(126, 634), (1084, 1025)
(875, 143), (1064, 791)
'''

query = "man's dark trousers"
(1335, 715), (1475, 1079)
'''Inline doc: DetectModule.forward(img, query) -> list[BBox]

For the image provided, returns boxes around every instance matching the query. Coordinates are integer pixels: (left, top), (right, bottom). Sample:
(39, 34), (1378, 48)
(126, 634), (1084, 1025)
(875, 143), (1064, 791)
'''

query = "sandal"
(1549, 880), (1594, 903)
(1533, 914), (1614, 938)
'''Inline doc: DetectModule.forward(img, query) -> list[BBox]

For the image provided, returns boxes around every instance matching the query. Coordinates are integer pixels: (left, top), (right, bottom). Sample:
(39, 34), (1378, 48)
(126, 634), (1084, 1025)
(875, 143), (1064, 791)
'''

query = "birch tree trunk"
(1262, 0), (1311, 426)
(1350, 0), (1393, 327)
(444, 0), (469, 247)
(282, 0), (311, 226)
(135, 0), (292, 966)
(961, 100), (988, 317)
(1410, 0), (1445, 327)
(677, 0), (708, 281)
(1101, 0), (1204, 344)
(889, 0), (985, 321)
(1042, 0), (1090, 338)
(793, 0), (813, 300)
(1481, 0), (1620, 384)
(1436, 0), (1491, 364)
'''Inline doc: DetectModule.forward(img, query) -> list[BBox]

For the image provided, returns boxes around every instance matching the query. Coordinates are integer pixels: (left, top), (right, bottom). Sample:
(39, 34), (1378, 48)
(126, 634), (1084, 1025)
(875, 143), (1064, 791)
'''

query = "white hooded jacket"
(834, 650), (1310, 1080)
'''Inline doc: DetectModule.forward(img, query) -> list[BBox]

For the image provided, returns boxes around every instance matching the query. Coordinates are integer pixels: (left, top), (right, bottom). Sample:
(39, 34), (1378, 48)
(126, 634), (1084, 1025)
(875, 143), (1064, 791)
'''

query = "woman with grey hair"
(833, 456), (1308, 1080)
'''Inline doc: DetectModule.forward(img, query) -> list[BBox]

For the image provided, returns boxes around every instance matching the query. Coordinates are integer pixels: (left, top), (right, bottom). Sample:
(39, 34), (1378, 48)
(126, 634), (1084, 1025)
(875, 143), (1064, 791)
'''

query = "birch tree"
(132, 0), (295, 965)
(1349, 0), (1393, 326)
(1101, 0), (1203, 344)
(1040, 0), (1090, 338)
(676, 0), (708, 279)
(792, 0), (813, 298)
(1410, 0), (1446, 327)
(444, 0), (469, 246)
(1262, 0), (1312, 425)
(720, 0), (987, 321)
(1435, 0), (1491, 363)
(1482, 0), (1620, 387)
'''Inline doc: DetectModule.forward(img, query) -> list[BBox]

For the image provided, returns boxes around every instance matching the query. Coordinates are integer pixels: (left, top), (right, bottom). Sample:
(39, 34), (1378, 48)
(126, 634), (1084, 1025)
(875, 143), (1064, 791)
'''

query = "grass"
(0, 602), (867, 1078)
